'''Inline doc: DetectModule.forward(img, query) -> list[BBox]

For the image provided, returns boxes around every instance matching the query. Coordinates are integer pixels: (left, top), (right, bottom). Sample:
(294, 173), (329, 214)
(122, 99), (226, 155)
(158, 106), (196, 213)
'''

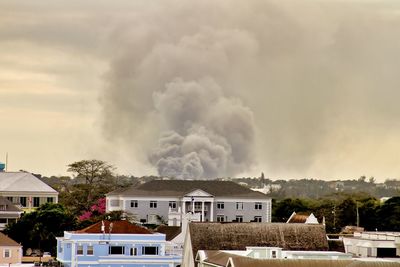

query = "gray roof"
(0, 196), (22, 212)
(202, 252), (400, 267)
(189, 222), (329, 264)
(107, 180), (268, 199)
(0, 172), (58, 193)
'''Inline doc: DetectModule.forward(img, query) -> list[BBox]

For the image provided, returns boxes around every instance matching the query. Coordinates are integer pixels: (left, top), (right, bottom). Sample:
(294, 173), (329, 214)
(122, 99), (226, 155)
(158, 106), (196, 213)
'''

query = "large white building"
(343, 232), (400, 258)
(0, 172), (58, 212)
(106, 180), (272, 225)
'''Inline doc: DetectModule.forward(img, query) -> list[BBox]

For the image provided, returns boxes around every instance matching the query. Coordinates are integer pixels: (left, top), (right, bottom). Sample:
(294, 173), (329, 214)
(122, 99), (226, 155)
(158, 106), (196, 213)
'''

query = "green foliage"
(377, 197), (400, 231)
(4, 203), (76, 256)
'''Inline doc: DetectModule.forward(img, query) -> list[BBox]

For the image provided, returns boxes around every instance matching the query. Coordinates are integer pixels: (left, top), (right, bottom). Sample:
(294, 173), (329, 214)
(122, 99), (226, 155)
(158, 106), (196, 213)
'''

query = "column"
(192, 200), (195, 213)
(182, 201), (186, 214)
(210, 201), (214, 222)
(201, 201), (205, 222)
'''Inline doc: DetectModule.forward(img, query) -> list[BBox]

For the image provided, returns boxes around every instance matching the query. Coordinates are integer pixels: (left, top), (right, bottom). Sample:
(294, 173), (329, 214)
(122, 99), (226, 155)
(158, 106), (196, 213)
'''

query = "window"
(110, 199), (119, 207)
(217, 215), (225, 222)
(130, 200), (138, 208)
(77, 245), (83, 255)
(87, 246), (93, 255)
(8, 218), (16, 224)
(20, 197), (27, 207)
(169, 201), (177, 209)
(6, 197), (13, 202)
(217, 202), (224, 209)
(194, 202), (202, 210)
(254, 216), (262, 222)
(33, 197), (40, 207)
(255, 202), (262, 210)
(4, 249), (10, 258)
(142, 246), (159, 255)
(150, 201), (157, 208)
(130, 247), (137, 256)
(236, 202), (243, 210)
(0, 205), (6, 211)
(272, 250), (277, 258)
(47, 197), (53, 203)
(0, 218), (7, 223)
(109, 246), (125, 255)
(236, 215), (243, 222)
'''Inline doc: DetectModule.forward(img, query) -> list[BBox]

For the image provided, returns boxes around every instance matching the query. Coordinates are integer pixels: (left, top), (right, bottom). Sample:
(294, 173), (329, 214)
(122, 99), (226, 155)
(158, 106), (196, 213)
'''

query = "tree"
(272, 198), (312, 222)
(64, 160), (116, 215)
(4, 203), (76, 255)
(337, 197), (357, 228)
(378, 197), (400, 231)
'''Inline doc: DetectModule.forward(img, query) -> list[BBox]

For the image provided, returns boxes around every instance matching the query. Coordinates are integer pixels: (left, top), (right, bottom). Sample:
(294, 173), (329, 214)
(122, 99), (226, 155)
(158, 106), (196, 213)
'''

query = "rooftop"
(0, 172), (57, 193)
(107, 180), (268, 199)
(76, 220), (152, 234)
(0, 232), (20, 247)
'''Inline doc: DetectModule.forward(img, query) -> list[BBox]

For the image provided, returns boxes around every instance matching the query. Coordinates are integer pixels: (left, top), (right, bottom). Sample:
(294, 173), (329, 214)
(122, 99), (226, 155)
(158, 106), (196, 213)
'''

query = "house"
(286, 212), (319, 224)
(106, 180), (271, 225)
(342, 231), (400, 258)
(0, 232), (22, 265)
(182, 222), (329, 267)
(195, 249), (399, 267)
(56, 220), (182, 267)
(0, 172), (58, 212)
(0, 196), (23, 230)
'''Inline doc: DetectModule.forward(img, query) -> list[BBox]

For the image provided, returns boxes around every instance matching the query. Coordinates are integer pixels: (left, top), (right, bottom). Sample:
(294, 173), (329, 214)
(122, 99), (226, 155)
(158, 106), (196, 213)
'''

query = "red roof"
(76, 220), (152, 234)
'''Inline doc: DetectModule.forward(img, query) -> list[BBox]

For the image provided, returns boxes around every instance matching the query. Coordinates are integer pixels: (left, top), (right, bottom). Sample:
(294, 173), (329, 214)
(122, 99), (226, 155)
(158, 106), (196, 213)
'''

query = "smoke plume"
(149, 78), (255, 178)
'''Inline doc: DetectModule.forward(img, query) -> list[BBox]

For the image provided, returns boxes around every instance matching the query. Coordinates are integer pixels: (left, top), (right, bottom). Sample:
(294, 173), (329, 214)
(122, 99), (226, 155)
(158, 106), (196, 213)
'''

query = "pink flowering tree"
(78, 198), (106, 221)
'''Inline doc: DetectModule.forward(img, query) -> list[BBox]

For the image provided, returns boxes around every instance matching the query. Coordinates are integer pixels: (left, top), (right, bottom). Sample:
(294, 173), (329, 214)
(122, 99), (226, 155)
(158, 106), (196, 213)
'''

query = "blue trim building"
(56, 221), (181, 267)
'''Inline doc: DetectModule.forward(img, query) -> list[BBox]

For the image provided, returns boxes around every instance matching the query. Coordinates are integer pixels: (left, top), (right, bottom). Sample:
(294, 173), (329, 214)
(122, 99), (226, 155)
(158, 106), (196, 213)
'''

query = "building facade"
(0, 196), (23, 230)
(57, 220), (182, 267)
(342, 232), (400, 258)
(0, 232), (22, 265)
(0, 172), (58, 212)
(106, 180), (271, 225)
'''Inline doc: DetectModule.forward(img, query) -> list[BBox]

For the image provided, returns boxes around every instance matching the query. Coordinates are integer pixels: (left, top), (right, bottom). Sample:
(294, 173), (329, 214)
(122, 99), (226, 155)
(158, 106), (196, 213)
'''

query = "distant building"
(56, 220), (182, 267)
(343, 231), (400, 258)
(286, 212), (319, 224)
(0, 196), (23, 230)
(106, 180), (272, 225)
(0, 172), (58, 212)
(0, 232), (22, 265)
(182, 222), (329, 267)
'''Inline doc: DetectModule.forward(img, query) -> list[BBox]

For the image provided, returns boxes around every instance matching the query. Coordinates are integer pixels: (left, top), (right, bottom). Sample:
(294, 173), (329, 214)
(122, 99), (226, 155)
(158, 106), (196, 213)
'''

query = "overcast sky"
(1, 0), (400, 181)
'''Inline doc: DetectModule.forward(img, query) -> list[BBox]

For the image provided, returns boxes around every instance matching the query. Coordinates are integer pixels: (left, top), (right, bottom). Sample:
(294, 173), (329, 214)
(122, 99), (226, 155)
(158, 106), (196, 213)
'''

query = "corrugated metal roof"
(0, 172), (57, 193)
(203, 251), (400, 267)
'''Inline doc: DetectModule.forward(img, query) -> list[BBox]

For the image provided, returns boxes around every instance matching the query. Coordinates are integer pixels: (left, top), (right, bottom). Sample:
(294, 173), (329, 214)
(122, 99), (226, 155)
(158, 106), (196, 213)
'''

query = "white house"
(106, 180), (271, 225)
(0, 172), (58, 212)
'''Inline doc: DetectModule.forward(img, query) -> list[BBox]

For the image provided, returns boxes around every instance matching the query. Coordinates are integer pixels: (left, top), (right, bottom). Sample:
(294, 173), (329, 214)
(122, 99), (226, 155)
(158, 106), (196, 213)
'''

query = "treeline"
(230, 176), (400, 199)
(272, 194), (400, 233)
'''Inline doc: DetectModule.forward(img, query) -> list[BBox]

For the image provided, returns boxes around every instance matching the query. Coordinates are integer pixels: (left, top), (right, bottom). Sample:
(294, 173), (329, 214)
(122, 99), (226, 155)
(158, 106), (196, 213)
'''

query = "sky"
(1, 0), (400, 181)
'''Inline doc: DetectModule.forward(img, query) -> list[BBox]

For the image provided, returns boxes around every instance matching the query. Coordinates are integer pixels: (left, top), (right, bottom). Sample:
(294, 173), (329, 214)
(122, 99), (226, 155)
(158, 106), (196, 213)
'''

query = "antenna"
(101, 220), (105, 234)
(109, 222), (113, 234)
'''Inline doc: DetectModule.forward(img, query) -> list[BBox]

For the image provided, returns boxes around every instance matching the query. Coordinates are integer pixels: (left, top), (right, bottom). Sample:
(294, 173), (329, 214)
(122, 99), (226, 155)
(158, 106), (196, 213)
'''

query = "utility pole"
(356, 201), (360, 227)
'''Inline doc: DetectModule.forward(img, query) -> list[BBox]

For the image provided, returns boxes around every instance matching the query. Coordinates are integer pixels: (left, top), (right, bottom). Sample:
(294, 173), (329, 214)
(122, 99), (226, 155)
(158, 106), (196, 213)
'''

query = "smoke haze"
(2, 1), (400, 180)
